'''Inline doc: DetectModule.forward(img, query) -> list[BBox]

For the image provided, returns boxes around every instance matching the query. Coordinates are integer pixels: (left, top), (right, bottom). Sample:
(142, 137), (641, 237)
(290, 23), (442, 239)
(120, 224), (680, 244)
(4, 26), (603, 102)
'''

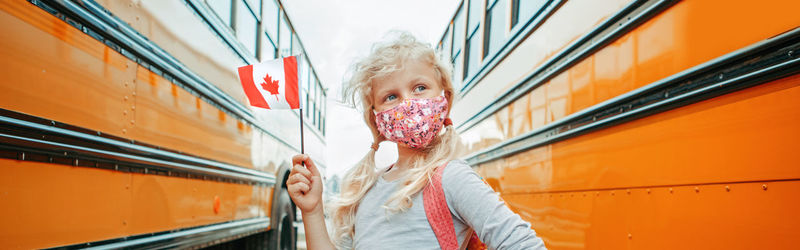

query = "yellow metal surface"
(0, 159), (272, 249)
(132, 67), (253, 168)
(503, 180), (800, 249)
(0, 0), (254, 168)
(461, 0), (800, 155)
(0, 1), (275, 248)
(477, 74), (800, 193)
(456, 0), (800, 248)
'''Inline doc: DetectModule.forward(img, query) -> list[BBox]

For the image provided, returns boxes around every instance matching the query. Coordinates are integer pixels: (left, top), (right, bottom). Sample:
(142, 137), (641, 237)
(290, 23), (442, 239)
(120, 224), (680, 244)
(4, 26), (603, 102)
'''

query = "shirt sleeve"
(441, 160), (547, 250)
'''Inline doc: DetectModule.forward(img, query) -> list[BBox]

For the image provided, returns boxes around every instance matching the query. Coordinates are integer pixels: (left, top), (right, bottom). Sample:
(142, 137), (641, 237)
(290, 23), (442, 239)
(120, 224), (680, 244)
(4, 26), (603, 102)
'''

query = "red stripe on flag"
(283, 56), (300, 109)
(238, 65), (270, 109)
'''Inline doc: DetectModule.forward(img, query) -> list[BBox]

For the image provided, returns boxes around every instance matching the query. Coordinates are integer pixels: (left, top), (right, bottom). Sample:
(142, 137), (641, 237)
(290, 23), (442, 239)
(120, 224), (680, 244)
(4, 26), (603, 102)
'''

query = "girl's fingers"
(296, 182), (310, 193)
(301, 155), (320, 177)
(292, 164), (312, 180)
(291, 154), (320, 178)
(291, 154), (306, 167)
(287, 172), (311, 186)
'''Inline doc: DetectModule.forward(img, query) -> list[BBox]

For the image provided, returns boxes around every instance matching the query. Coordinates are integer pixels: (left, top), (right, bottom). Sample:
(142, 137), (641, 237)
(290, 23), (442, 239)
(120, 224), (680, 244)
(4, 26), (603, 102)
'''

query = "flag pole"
(299, 108), (305, 155)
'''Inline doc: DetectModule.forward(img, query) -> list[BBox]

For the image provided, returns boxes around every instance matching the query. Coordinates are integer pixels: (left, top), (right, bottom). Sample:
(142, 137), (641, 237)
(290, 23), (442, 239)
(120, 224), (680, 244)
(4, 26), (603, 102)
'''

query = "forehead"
(371, 59), (438, 92)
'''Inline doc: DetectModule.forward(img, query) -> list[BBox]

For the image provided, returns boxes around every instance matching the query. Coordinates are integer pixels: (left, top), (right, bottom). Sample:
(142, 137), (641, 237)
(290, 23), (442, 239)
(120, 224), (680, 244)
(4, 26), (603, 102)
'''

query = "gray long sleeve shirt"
(345, 160), (547, 249)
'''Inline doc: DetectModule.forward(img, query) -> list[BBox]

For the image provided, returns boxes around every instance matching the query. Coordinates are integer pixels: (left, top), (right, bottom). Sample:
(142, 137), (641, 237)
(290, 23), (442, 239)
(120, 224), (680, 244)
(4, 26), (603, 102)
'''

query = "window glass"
(484, 0), (507, 57)
(321, 101), (326, 134)
(452, 52), (464, 89)
(261, 33), (277, 59)
(245, 0), (261, 16)
(452, 6), (465, 58)
(206, 0), (232, 27)
(464, 32), (482, 80)
(279, 14), (292, 57)
(442, 27), (452, 59)
(515, 0), (547, 27)
(236, 1), (258, 56)
(292, 34), (303, 55)
(467, 0), (482, 33)
(263, 0), (278, 40)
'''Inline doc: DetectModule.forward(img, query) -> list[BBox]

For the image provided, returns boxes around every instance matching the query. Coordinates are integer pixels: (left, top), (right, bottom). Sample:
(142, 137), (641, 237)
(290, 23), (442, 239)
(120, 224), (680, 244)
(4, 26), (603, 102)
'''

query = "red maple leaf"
(260, 73), (280, 101)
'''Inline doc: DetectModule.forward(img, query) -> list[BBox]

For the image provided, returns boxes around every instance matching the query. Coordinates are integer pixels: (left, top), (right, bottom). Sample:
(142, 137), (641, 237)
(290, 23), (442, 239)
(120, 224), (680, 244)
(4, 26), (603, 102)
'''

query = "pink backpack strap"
(423, 163), (459, 250)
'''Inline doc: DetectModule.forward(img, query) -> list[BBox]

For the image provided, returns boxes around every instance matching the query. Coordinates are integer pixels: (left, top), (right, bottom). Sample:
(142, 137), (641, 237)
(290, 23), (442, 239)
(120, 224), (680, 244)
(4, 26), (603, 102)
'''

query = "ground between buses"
(439, 0), (800, 248)
(1, 0), (330, 249)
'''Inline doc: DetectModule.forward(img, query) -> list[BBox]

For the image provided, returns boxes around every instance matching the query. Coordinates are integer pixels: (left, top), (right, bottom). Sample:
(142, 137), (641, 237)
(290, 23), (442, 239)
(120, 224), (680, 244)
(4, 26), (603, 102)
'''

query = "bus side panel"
(452, 0), (632, 127)
(0, 0), (135, 138)
(0, 0), (256, 169)
(459, 0), (800, 156)
(132, 66), (253, 168)
(0, 159), (273, 249)
(478, 74), (800, 249)
(502, 181), (800, 249)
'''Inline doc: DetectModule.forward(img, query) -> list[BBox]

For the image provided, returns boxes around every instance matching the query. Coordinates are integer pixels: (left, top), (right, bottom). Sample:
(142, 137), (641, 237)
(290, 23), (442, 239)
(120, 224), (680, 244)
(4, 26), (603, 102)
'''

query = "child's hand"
(288, 154), (324, 215)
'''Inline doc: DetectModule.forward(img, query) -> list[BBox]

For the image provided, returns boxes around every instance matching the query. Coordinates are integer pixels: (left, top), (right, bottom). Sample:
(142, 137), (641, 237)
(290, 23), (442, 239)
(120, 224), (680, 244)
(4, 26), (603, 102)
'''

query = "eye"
(384, 94), (397, 102)
(413, 85), (427, 93)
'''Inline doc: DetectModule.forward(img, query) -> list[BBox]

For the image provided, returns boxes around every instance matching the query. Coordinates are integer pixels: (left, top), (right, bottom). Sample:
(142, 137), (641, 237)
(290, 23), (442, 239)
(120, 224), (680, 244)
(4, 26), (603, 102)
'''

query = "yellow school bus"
(439, 0), (800, 248)
(0, 0), (328, 249)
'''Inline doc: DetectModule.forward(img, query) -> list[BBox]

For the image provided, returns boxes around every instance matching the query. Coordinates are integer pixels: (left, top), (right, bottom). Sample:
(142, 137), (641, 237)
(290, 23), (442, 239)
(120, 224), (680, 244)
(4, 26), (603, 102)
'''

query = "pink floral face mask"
(374, 95), (449, 149)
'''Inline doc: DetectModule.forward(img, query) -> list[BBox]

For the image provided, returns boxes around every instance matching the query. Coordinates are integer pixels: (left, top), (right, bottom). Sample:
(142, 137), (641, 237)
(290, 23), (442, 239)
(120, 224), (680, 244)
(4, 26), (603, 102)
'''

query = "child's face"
(371, 59), (444, 112)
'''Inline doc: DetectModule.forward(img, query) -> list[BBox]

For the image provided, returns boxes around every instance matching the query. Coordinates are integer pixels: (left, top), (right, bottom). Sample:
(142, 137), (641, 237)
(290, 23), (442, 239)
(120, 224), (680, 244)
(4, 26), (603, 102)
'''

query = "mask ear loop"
(443, 91), (454, 127)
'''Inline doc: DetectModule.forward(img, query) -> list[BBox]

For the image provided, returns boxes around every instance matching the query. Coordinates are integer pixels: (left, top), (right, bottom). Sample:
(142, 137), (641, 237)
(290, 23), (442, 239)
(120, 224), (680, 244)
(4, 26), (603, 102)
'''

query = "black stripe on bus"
(464, 27), (800, 166)
(43, 217), (269, 249)
(457, 0), (678, 132)
(0, 108), (275, 185)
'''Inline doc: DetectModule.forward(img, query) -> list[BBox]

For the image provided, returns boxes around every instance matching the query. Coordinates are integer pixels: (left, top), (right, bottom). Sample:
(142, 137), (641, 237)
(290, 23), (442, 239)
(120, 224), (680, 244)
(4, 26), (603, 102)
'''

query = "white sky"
(282, 0), (461, 177)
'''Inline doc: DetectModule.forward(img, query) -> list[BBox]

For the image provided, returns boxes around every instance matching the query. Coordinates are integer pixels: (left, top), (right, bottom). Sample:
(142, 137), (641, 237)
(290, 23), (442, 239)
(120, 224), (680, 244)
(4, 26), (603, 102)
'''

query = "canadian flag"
(238, 56), (300, 109)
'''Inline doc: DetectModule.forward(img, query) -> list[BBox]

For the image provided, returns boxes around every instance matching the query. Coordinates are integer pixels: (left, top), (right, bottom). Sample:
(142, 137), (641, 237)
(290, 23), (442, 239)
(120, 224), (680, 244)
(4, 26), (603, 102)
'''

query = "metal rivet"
(669, 188), (673, 193)
(144, 168), (148, 174)
(132, 92), (136, 96)
(19, 152), (25, 161)
(646, 188), (651, 194)
(628, 233), (632, 239)
(718, 73), (724, 80)
(122, 129), (127, 134)
(123, 110), (127, 115)
(123, 220), (127, 225)
(51, 121), (56, 126)
(124, 96), (128, 101)
(695, 187), (700, 193)
(73, 159), (79, 166)
(96, 131), (102, 136)
(611, 191), (615, 196)
(130, 120), (135, 124)
(788, 50), (794, 57)
(762, 184), (768, 190)
(725, 186), (730, 192)
(626, 189), (631, 194)
(114, 164), (119, 171)
(132, 105), (136, 110)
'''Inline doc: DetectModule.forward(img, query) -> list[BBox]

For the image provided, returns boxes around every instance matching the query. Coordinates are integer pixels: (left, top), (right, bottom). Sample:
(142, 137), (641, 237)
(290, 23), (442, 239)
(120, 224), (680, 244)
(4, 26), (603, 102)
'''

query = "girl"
(287, 32), (546, 249)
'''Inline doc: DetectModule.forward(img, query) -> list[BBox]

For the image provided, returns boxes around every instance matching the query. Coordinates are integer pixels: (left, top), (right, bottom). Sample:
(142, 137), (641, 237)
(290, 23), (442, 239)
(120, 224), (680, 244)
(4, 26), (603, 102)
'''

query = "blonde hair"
(329, 31), (463, 244)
